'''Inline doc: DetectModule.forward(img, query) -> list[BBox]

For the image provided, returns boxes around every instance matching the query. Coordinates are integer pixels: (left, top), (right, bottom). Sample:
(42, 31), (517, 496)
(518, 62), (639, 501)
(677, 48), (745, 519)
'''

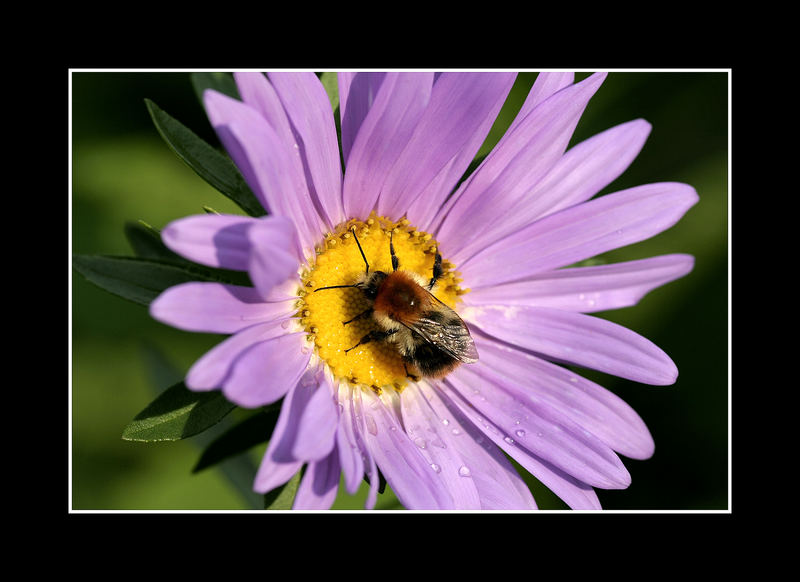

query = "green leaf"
(124, 221), (183, 263)
(73, 253), (252, 306)
(264, 470), (302, 510)
(73, 254), (210, 306)
(319, 72), (339, 113)
(192, 409), (278, 473)
(122, 381), (236, 442)
(144, 98), (265, 217)
(190, 72), (240, 102)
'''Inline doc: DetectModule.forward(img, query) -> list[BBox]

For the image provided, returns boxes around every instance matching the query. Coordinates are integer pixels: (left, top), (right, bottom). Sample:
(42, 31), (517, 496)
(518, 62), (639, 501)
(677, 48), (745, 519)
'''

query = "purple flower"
(150, 72), (697, 509)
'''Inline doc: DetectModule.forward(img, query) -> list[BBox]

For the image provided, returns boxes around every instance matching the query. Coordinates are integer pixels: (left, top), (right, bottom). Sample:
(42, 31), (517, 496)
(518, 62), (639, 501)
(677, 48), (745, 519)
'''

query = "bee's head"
(359, 271), (387, 300)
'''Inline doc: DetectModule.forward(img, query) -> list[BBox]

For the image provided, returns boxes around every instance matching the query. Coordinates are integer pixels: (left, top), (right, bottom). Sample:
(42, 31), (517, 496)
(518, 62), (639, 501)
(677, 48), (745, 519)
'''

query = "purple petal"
(338, 385), (381, 507)
(462, 304), (678, 385)
(290, 374), (339, 461)
(253, 369), (321, 494)
(410, 383), (538, 509)
(377, 72), (517, 221)
(247, 217), (302, 300)
(203, 90), (325, 255)
(338, 72), (387, 166)
(253, 455), (303, 496)
(445, 363), (630, 489)
(336, 385), (366, 495)
(405, 72), (519, 232)
(268, 72), (344, 229)
(161, 213), (259, 270)
(461, 182), (699, 288)
(293, 447), (341, 510)
(464, 254), (695, 313)
(342, 72), (433, 219)
(263, 367), (333, 460)
(471, 336), (655, 460)
(435, 73), (606, 263)
(399, 384), (482, 509)
(505, 72), (575, 136)
(519, 118), (652, 223)
(359, 389), (455, 509)
(451, 119), (652, 263)
(222, 331), (310, 407)
(149, 282), (294, 334)
(234, 72), (297, 142)
(185, 318), (292, 390)
(426, 72), (577, 236)
(441, 375), (601, 509)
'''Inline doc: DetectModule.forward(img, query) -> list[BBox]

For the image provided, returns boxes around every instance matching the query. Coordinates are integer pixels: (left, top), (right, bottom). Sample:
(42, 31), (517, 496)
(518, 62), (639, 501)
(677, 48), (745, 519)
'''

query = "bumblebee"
(315, 228), (479, 380)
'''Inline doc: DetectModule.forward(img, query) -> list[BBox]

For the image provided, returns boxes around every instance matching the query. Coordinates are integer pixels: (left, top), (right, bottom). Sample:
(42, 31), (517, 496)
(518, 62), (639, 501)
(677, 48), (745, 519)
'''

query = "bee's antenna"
(389, 230), (399, 272)
(314, 284), (361, 293)
(351, 227), (369, 274)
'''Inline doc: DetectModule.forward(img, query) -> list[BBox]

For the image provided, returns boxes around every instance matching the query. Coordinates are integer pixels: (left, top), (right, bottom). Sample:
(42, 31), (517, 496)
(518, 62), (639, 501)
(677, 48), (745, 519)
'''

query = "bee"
(315, 227), (479, 380)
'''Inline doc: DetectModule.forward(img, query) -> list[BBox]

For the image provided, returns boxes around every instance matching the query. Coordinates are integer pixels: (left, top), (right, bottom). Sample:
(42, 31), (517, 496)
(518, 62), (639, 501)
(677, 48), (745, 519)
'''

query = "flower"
(149, 71), (697, 510)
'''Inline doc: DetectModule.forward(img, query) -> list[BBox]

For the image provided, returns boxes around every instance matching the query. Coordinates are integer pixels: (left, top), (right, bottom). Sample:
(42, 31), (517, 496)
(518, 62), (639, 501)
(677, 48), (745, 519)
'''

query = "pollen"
(298, 214), (465, 393)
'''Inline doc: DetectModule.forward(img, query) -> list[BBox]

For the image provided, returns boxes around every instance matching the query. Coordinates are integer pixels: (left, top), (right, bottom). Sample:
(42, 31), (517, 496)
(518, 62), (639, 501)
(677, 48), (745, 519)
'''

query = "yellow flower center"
(298, 214), (468, 393)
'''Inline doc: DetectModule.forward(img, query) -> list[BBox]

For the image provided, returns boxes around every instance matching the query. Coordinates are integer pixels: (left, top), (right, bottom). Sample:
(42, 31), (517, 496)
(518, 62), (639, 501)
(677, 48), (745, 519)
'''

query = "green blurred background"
(71, 71), (729, 511)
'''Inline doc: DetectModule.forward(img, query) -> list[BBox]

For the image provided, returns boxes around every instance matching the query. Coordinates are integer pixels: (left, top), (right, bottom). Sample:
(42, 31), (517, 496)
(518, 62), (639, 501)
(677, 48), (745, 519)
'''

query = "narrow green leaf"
(73, 253), (252, 306)
(139, 344), (263, 509)
(190, 72), (240, 102)
(192, 409), (278, 473)
(124, 221), (183, 263)
(144, 98), (265, 217)
(73, 254), (211, 306)
(122, 382), (236, 442)
(319, 72), (339, 113)
(264, 470), (302, 510)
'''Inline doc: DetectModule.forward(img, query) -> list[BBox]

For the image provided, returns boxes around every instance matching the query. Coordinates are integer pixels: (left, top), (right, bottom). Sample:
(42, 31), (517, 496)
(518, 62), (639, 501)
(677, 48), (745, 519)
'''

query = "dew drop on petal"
(504, 436), (515, 445)
(430, 463), (441, 473)
(414, 436), (427, 449)
(515, 429), (526, 438)
(458, 465), (471, 477)
(364, 413), (378, 435)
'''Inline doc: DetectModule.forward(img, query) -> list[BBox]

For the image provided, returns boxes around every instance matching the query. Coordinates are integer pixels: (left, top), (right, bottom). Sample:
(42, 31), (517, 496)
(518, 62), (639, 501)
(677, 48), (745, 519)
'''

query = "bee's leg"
(428, 251), (442, 290)
(403, 363), (421, 382)
(345, 328), (397, 353)
(343, 308), (373, 326)
(389, 230), (399, 272)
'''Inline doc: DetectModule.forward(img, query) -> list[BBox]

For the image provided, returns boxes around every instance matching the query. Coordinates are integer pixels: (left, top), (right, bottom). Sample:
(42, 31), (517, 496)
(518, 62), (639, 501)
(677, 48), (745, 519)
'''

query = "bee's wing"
(405, 306), (479, 364)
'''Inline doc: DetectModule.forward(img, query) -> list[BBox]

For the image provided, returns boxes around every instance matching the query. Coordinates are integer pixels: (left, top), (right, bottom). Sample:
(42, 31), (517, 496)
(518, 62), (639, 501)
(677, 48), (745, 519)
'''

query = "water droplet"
(364, 414), (377, 435)
(503, 436), (515, 445)
(441, 418), (450, 426)
(414, 436), (427, 449)
(280, 320), (291, 329)
(451, 428), (462, 436)
(430, 463), (441, 473)
(458, 465), (471, 477)
(515, 429), (526, 438)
